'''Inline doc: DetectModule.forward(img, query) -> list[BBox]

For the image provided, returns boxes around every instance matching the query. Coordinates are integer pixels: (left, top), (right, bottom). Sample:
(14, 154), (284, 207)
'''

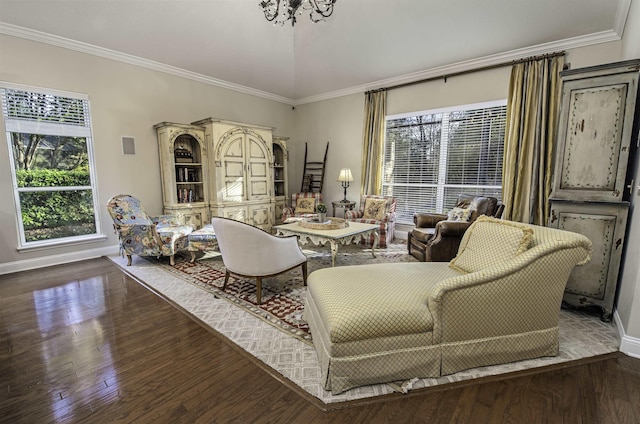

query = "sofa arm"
(414, 213), (448, 228)
(427, 242), (591, 345)
(345, 210), (364, 219)
(378, 211), (396, 223)
(282, 206), (295, 221)
(435, 220), (471, 237)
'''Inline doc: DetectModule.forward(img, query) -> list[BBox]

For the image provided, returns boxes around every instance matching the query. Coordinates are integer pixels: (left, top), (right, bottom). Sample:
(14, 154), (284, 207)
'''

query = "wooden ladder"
(301, 142), (329, 193)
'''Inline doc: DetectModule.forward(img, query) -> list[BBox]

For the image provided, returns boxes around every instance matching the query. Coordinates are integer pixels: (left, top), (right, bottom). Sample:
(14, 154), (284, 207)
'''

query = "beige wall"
(387, 67), (512, 116)
(291, 94), (364, 209)
(0, 35), (294, 267)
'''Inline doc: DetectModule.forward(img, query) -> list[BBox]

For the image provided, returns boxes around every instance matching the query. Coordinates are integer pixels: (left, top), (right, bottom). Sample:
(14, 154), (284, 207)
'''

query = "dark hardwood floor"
(1, 257), (639, 424)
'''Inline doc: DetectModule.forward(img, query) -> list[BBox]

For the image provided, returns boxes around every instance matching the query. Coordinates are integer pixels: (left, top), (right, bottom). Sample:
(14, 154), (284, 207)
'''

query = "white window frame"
(1, 82), (103, 251)
(383, 99), (507, 225)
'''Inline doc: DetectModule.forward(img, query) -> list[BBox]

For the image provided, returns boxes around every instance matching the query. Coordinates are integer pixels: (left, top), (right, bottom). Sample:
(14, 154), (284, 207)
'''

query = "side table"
(332, 200), (356, 218)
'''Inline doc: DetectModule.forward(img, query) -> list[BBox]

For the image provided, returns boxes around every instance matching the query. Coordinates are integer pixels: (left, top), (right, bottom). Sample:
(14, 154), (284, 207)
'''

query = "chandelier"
(259, 0), (337, 26)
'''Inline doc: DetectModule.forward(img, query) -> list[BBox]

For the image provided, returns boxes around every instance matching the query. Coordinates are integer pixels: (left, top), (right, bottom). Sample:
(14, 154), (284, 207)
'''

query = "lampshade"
(337, 168), (353, 183)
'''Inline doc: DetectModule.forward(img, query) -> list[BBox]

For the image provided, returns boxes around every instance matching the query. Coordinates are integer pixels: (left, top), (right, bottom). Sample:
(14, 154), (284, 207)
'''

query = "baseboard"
(393, 224), (412, 243)
(614, 310), (640, 359)
(0, 245), (120, 275)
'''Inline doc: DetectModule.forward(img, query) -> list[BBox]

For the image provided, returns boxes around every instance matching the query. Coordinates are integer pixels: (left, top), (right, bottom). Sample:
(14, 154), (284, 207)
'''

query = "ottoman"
(188, 224), (218, 262)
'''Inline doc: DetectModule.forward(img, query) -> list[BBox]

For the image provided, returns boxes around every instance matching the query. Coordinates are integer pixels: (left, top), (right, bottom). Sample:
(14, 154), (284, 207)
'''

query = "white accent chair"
(211, 217), (308, 304)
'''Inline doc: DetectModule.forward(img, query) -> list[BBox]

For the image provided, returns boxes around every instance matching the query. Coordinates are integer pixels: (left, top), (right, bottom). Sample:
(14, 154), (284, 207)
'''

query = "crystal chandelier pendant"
(259, 0), (337, 26)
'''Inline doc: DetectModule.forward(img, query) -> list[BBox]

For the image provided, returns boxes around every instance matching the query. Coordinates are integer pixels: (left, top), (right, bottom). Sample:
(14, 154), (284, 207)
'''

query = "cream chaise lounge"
(304, 216), (592, 394)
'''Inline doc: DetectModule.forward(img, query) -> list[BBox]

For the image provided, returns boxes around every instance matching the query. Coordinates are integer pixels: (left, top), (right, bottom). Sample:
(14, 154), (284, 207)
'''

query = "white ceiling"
(0, 0), (630, 104)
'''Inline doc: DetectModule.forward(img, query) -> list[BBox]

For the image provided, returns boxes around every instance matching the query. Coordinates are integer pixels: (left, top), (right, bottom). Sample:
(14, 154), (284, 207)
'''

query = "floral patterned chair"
(106, 194), (193, 266)
(282, 192), (323, 222)
(344, 195), (397, 248)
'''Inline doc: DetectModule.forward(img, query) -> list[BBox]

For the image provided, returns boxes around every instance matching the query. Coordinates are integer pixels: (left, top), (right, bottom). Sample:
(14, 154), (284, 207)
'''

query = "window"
(383, 100), (507, 224)
(1, 83), (101, 249)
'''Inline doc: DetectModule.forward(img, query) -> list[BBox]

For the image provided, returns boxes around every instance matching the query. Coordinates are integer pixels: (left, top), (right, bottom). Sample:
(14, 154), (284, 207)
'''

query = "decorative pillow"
(447, 207), (474, 222)
(295, 197), (316, 214)
(449, 215), (533, 273)
(363, 198), (387, 220)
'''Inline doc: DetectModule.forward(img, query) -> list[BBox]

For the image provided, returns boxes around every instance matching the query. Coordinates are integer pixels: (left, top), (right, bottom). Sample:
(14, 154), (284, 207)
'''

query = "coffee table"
(273, 221), (379, 267)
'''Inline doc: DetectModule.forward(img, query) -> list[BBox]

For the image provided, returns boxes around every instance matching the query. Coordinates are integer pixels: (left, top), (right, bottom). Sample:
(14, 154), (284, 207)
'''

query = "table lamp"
(337, 168), (353, 203)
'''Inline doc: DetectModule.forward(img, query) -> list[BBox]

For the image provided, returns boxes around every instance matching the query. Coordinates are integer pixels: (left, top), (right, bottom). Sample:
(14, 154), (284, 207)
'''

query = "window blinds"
(383, 101), (507, 224)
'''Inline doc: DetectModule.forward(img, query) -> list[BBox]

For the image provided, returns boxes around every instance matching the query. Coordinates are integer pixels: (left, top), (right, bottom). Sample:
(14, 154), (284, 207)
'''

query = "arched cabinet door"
(193, 117), (276, 232)
(245, 133), (271, 201)
(219, 133), (246, 203)
(218, 129), (272, 202)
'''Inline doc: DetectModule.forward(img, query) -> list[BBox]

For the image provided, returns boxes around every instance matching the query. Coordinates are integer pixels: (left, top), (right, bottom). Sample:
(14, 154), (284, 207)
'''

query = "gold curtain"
(360, 89), (387, 196)
(502, 55), (564, 225)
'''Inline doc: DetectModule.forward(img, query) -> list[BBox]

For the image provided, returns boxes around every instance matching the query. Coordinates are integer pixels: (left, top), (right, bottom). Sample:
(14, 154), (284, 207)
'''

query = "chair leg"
(302, 262), (308, 286)
(223, 271), (230, 290)
(256, 277), (262, 305)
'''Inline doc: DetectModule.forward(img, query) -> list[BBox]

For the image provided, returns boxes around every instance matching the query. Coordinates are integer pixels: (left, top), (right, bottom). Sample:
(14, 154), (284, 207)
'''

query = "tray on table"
(297, 218), (349, 230)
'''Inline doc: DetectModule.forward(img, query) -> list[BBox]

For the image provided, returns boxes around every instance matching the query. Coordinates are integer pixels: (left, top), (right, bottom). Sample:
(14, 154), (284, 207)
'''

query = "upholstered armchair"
(282, 192), (323, 222)
(106, 194), (193, 266)
(211, 217), (308, 304)
(344, 195), (397, 248)
(408, 194), (503, 262)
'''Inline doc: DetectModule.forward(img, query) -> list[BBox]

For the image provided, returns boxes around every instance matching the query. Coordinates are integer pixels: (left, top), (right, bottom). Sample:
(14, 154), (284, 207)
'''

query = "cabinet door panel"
(553, 63), (639, 202)
(549, 200), (628, 319)
(558, 84), (626, 193)
(249, 203), (273, 230)
(222, 206), (247, 223)
(246, 136), (271, 200)
(224, 136), (244, 158)
(221, 138), (245, 202)
(250, 180), (269, 197)
(274, 201), (285, 225)
(557, 211), (615, 299)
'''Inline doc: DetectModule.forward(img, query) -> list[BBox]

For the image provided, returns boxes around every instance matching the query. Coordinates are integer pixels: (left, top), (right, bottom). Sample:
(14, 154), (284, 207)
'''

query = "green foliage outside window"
(2, 86), (98, 245)
(16, 168), (95, 241)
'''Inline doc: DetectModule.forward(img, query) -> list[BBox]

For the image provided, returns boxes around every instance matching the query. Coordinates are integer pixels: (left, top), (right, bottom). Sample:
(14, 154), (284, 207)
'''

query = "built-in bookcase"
(272, 136), (289, 224)
(155, 122), (208, 229)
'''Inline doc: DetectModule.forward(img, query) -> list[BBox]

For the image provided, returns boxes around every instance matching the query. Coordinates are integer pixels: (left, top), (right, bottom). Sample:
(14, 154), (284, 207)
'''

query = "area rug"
(107, 242), (620, 404)
(152, 243), (416, 345)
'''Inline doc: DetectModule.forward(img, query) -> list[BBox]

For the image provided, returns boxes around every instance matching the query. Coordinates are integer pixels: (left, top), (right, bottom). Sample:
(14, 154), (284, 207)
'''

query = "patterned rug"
(160, 243), (415, 345)
(107, 241), (620, 404)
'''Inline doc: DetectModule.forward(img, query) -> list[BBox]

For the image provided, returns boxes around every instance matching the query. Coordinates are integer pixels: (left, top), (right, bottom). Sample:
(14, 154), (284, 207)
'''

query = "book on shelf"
(177, 167), (198, 183)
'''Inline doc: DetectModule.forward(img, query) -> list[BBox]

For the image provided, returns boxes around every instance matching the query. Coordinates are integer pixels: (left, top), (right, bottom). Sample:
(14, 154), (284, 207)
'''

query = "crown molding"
(0, 15), (626, 107)
(0, 23), (296, 105)
(293, 29), (623, 105)
(614, 0), (632, 36)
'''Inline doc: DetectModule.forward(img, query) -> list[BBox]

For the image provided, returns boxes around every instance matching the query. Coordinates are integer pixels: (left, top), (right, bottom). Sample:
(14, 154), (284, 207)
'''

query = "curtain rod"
(365, 51), (566, 95)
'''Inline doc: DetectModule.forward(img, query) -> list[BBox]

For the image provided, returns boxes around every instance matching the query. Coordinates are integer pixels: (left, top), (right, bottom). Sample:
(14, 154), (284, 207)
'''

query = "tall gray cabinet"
(549, 59), (639, 321)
